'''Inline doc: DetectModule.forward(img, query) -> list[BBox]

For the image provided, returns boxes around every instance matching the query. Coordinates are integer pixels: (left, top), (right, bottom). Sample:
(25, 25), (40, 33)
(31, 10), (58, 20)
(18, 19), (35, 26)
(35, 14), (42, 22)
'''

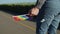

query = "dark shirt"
(36, 0), (46, 9)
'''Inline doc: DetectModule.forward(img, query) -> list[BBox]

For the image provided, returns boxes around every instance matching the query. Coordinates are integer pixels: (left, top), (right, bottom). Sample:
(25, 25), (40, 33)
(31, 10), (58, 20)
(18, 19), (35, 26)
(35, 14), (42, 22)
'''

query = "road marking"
(18, 22), (36, 31)
(0, 12), (36, 31)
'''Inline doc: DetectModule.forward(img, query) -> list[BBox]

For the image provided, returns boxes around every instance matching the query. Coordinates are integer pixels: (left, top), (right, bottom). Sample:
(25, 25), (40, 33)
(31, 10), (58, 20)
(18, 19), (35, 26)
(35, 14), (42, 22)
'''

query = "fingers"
(28, 8), (39, 17)
(28, 11), (35, 17)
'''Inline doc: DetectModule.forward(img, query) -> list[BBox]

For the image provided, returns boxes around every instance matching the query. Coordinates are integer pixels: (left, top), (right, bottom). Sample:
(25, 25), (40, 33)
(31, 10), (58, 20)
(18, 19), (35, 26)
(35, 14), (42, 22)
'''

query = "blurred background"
(0, 0), (36, 15)
(0, 0), (36, 4)
(0, 0), (36, 34)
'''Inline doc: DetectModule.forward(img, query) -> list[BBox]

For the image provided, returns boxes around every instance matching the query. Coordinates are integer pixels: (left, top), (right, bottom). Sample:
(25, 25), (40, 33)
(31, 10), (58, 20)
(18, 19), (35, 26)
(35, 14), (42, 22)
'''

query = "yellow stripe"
(18, 23), (35, 31)
(18, 16), (27, 20)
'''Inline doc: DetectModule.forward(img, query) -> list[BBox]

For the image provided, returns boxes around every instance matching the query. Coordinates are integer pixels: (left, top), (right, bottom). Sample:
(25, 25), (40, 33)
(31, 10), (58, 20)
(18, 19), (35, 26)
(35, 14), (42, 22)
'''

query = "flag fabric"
(12, 14), (32, 21)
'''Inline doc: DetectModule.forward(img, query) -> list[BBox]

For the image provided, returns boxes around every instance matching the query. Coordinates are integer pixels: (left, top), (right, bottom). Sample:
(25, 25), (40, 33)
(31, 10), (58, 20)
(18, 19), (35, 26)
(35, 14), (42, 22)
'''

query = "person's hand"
(28, 7), (39, 16)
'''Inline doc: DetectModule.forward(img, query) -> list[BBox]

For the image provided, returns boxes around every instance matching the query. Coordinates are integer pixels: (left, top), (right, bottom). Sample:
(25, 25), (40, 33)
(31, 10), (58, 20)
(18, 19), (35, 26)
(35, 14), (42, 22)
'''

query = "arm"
(28, 0), (46, 16)
(35, 0), (46, 9)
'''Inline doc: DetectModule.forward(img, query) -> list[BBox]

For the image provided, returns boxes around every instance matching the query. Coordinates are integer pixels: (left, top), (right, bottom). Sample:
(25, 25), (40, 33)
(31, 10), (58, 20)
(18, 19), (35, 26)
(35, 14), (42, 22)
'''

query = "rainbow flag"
(13, 14), (32, 21)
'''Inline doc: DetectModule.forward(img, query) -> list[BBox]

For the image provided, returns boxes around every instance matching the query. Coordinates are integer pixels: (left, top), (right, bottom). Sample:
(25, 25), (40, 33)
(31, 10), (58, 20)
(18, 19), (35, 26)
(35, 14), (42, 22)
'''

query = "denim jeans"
(36, 0), (60, 34)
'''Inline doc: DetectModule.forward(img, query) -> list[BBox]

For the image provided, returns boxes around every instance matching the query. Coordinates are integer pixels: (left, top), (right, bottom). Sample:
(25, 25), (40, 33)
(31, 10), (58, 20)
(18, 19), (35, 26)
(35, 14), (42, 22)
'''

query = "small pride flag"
(13, 14), (32, 21)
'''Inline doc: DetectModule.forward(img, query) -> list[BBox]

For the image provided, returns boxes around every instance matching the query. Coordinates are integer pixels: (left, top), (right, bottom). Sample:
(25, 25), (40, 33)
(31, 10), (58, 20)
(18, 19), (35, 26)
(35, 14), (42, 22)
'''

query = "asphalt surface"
(0, 10), (60, 34)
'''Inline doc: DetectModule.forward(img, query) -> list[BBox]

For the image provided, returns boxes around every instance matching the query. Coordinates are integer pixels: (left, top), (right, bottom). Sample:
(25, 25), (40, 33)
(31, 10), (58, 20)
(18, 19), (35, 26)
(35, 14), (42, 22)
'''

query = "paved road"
(0, 10), (60, 34)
